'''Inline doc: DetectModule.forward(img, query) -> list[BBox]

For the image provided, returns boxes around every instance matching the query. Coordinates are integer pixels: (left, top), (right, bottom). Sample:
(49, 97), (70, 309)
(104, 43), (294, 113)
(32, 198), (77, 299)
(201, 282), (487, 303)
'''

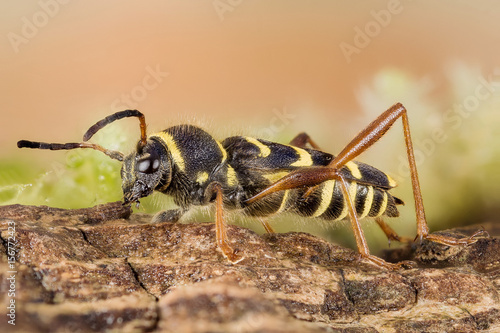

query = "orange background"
(2, 1), (499, 152)
(1, 1), (500, 249)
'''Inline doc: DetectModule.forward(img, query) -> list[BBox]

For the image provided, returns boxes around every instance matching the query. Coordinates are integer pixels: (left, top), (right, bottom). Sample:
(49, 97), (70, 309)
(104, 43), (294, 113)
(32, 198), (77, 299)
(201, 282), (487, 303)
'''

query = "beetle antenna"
(17, 110), (147, 161)
(83, 110), (147, 149)
(17, 140), (125, 161)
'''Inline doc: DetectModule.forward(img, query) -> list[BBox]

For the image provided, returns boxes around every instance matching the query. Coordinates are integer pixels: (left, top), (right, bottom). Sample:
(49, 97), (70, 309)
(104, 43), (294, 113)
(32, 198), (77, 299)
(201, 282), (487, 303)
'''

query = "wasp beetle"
(18, 104), (482, 269)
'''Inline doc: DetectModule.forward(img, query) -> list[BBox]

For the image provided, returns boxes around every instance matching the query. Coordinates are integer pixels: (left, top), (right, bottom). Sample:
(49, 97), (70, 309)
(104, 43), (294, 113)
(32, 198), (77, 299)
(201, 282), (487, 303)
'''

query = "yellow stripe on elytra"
(345, 161), (362, 179)
(290, 147), (313, 167)
(245, 137), (271, 158)
(375, 191), (389, 217)
(312, 180), (335, 217)
(263, 171), (289, 183)
(151, 132), (185, 172)
(386, 174), (397, 188)
(226, 166), (238, 187)
(359, 186), (374, 219)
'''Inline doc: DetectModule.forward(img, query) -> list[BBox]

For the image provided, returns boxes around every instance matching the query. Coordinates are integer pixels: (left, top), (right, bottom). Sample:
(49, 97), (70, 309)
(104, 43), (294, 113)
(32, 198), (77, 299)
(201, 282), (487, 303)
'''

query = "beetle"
(18, 103), (482, 269)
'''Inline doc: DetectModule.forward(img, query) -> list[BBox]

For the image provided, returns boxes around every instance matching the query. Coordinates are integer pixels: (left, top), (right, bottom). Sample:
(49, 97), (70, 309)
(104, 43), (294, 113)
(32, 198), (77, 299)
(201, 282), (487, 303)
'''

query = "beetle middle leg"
(289, 132), (322, 150)
(289, 132), (323, 198)
(258, 217), (276, 234)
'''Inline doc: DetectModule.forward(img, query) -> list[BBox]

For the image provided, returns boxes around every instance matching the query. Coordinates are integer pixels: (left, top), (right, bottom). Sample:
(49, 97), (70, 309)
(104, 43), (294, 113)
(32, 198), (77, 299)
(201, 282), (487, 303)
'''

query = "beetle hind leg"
(375, 217), (413, 246)
(247, 103), (486, 269)
(423, 229), (487, 246)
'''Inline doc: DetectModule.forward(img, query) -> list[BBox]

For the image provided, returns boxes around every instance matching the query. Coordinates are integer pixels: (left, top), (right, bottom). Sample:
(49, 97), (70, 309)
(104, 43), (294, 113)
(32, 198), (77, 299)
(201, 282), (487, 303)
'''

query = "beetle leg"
(258, 218), (276, 234)
(314, 103), (484, 246)
(246, 103), (486, 269)
(289, 132), (322, 150)
(152, 208), (187, 223)
(375, 217), (413, 246)
(209, 182), (244, 263)
(288, 133), (324, 199)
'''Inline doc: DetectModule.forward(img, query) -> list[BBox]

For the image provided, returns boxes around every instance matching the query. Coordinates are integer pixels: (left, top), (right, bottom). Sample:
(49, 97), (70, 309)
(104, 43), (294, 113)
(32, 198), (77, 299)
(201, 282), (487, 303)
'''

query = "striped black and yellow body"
(124, 125), (403, 224)
(21, 106), (482, 268)
(221, 136), (403, 221)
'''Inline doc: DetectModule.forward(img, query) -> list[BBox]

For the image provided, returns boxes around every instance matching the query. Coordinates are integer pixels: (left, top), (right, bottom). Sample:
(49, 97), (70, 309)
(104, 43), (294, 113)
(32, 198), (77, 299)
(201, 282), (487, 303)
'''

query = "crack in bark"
(77, 226), (90, 243)
(126, 259), (161, 333)
(463, 308), (481, 330)
(1, 204), (498, 332)
(75, 226), (160, 298)
(126, 259), (158, 300)
(76, 225), (161, 332)
(338, 268), (355, 308)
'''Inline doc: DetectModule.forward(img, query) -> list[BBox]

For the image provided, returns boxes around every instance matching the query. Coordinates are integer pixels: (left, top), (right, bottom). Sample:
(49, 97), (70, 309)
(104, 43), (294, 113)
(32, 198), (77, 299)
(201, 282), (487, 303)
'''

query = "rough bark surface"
(0, 202), (499, 332)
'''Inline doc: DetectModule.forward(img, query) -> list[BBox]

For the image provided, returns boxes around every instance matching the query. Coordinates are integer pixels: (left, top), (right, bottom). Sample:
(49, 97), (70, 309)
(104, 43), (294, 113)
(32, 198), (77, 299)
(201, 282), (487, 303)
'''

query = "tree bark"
(1, 202), (499, 332)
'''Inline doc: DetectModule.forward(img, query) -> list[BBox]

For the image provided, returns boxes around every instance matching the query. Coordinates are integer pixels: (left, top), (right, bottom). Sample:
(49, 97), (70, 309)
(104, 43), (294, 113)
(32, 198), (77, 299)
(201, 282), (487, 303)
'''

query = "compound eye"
(137, 158), (160, 174)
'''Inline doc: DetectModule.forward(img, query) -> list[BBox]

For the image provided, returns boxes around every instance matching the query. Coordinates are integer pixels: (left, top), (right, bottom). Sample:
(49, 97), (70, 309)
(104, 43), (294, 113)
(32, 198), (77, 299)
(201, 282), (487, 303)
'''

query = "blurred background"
(1, 1), (499, 253)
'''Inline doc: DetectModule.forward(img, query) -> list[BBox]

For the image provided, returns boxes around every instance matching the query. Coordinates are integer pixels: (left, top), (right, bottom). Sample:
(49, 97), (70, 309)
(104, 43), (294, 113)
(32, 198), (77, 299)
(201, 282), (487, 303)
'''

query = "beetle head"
(121, 140), (171, 205)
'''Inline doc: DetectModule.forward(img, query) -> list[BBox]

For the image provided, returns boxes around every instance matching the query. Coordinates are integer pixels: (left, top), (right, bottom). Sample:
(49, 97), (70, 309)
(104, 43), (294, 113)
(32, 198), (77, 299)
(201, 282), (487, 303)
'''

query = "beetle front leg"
(207, 182), (244, 263)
